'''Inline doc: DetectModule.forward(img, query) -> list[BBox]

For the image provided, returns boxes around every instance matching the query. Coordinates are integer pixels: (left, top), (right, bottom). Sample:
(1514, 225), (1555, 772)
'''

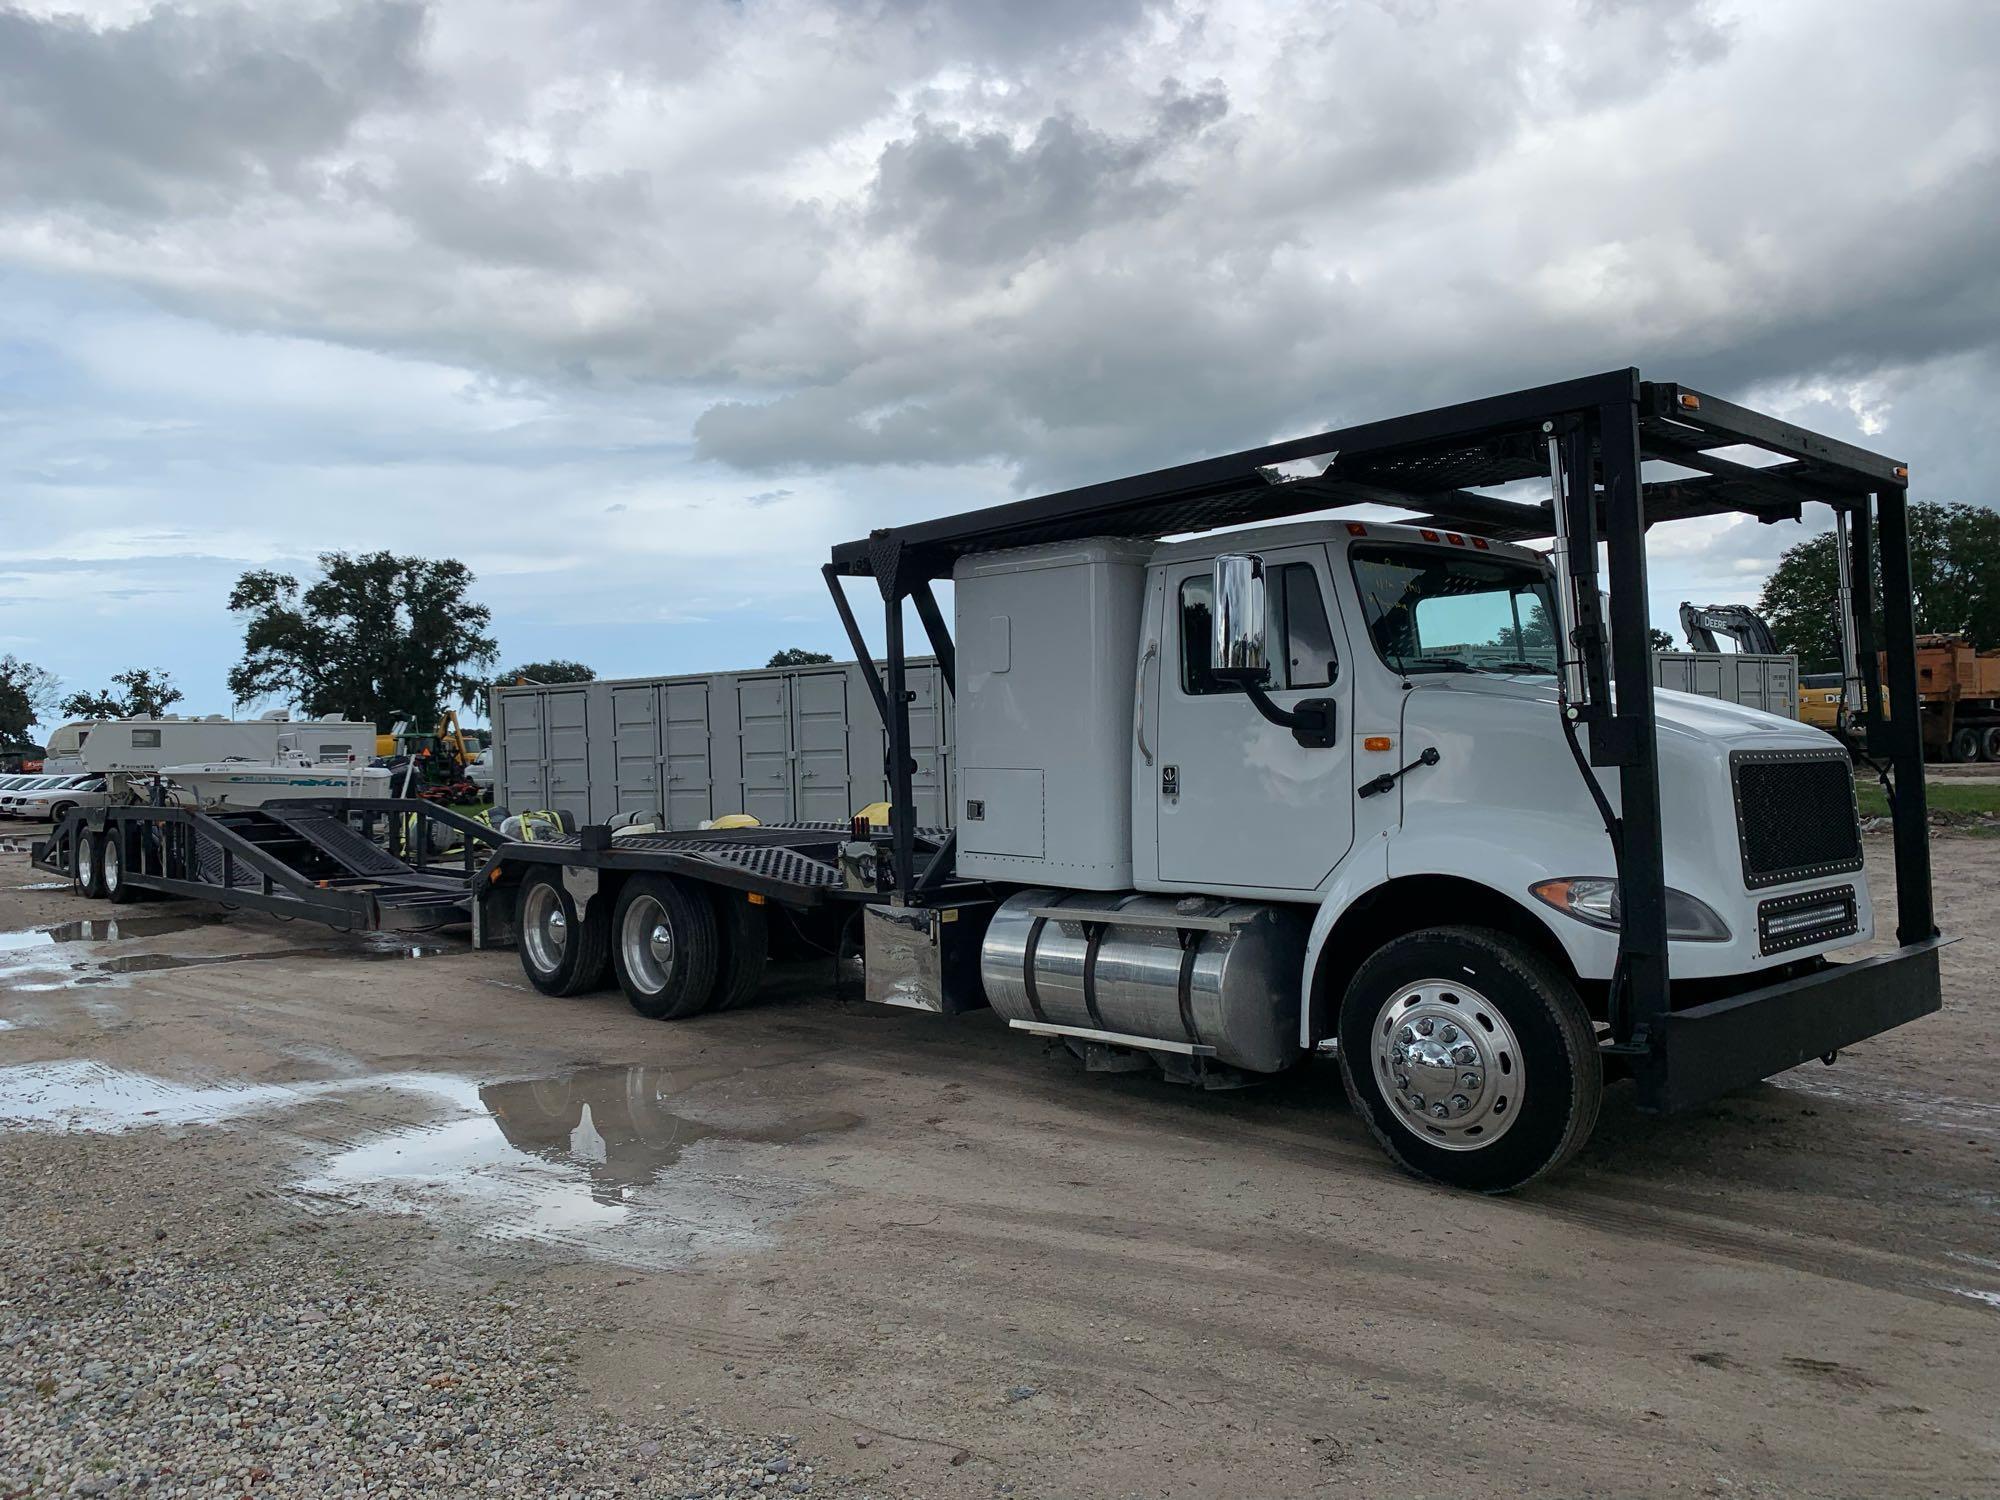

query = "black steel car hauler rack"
(817, 366), (1944, 1114)
(34, 799), (506, 931)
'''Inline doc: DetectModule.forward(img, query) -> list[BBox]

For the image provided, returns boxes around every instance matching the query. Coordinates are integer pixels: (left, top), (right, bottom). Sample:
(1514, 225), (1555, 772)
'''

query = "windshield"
(1350, 543), (1560, 677)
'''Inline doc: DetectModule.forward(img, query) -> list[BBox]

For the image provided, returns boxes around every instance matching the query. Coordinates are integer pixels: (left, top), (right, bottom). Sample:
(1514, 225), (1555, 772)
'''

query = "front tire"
(612, 875), (719, 1020)
(1337, 926), (1600, 1193)
(516, 868), (611, 996)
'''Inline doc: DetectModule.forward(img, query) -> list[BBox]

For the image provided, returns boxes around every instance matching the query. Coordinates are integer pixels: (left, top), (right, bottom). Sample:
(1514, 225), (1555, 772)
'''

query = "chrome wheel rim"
(620, 894), (675, 994)
(522, 882), (569, 975)
(1371, 980), (1523, 1151)
(103, 839), (121, 892)
(76, 837), (93, 889)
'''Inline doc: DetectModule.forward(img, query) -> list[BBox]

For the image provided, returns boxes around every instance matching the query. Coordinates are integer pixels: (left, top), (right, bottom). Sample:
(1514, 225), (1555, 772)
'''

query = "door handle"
(1134, 641), (1158, 766)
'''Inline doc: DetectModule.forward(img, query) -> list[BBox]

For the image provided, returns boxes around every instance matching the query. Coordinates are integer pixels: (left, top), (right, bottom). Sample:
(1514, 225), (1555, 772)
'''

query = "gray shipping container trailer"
(489, 659), (953, 830)
(1651, 652), (1797, 719)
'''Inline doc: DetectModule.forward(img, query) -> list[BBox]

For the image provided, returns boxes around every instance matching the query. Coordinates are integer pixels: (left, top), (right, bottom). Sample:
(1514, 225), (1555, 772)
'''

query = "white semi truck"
(460, 371), (1945, 1189)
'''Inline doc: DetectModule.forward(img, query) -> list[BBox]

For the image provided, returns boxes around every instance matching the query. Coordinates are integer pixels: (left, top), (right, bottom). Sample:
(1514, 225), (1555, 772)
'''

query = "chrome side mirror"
(1212, 552), (1270, 686)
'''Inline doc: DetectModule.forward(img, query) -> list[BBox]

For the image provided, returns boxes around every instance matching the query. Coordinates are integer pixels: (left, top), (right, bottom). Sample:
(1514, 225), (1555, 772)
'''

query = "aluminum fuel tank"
(980, 889), (1306, 1074)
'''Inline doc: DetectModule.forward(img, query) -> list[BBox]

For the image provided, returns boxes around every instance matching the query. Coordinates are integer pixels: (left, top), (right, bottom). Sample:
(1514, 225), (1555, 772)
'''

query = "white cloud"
(0, 0), (1995, 713)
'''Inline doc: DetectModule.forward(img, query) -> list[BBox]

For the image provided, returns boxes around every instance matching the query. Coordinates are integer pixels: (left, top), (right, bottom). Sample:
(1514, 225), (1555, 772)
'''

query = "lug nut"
(1394, 1072), (1410, 1091)
(1450, 1094), (1471, 1114)
(1416, 1018), (1435, 1037)
(1451, 1044), (1477, 1066)
(1460, 1071), (1481, 1089)
(1430, 1101), (1450, 1119)
(1391, 1046), (1407, 1066)
(1409, 1093), (1426, 1110)
(1398, 1025), (1416, 1045)
(1440, 1025), (1459, 1044)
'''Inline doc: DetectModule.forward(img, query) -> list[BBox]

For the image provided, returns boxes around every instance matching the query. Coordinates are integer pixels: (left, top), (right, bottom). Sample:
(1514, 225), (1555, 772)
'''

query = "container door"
(544, 689), (591, 824)
(500, 692), (547, 810)
(793, 670), (852, 823)
(663, 682), (712, 829)
(612, 686), (662, 818)
(737, 676), (794, 823)
(1770, 659), (1797, 718)
(905, 666), (948, 829)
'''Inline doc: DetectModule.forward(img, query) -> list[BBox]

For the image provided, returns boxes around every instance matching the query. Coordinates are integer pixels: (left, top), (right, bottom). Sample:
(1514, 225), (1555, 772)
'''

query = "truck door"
(1152, 546), (1355, 893)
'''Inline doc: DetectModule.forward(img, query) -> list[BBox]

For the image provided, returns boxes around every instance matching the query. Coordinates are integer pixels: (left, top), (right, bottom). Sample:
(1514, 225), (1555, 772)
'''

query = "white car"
(0, 774), (107, 822)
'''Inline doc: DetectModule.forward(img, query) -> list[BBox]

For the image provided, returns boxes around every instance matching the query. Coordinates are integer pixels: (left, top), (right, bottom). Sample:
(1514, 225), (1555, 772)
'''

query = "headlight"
(1530, 877), (1731, 942)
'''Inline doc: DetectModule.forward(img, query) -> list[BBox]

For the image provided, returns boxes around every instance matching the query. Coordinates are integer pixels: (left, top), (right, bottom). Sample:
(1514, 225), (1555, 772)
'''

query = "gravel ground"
(0, 1134), (864, 1499)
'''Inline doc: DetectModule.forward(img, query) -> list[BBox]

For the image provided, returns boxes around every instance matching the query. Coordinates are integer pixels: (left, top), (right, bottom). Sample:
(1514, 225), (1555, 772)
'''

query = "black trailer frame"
(826, 367), (1942, 1113)
(33, 798), (506, 931)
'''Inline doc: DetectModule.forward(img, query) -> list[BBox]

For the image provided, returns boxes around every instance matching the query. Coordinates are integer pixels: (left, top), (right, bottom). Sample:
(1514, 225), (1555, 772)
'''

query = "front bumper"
(1631, 937), (1947, 1114)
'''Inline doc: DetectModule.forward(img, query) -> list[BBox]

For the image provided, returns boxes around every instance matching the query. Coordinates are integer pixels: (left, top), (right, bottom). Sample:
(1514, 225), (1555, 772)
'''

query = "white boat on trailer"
(159, 754), (391, 809)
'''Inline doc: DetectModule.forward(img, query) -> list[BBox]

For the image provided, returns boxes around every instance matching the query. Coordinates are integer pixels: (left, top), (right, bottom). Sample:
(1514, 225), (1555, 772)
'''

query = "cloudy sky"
(2, 0), (1996, 726)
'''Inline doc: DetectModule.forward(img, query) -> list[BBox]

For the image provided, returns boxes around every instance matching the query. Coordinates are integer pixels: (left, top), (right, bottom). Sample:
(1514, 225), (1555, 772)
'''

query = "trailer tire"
(1336, 926), (1600, 1193)
(102, 828), (139, 905)
(612, 875), (720, 1020)
(1981, 727), (2000, 763)
(75, 830), (106, 899)
(517, 867), (611, 997)
(710, 892), (770, 1011)
(1949, 725), (1981, 763)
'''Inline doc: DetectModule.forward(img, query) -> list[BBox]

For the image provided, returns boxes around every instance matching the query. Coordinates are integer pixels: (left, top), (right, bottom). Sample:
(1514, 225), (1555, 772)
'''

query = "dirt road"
(2, 831), (1996, 1498)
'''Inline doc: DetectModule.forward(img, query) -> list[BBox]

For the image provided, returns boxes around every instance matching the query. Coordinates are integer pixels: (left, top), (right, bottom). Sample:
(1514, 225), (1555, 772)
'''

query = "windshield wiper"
(1405, 657), (1480, 674)
(1482, 661), (1555, 674)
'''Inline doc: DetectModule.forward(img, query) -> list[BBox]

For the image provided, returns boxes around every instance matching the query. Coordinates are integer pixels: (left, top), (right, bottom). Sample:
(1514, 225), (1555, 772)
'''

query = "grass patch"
(1855, 778), (2000, 820)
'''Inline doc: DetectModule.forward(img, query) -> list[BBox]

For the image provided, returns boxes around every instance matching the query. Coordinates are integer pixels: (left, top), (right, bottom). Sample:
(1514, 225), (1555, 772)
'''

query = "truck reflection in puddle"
(0, 1059), (858, 1269)
(482, 1066), (860, 1206)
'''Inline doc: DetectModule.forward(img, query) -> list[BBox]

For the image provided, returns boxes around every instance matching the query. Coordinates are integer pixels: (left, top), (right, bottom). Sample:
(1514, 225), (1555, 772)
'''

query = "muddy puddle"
(0, 1060), (857, 1269)
(0, 915), (455, 990)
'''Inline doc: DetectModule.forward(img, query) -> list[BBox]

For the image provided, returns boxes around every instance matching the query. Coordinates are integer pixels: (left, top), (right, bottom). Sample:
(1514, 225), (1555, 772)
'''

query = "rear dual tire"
(612, 876), (719, 1019)
(102, 830), (138, 905)
(1337, 926), (1600, 1193)
(517, 867), (611, 997)
(75, 832), (105, 899)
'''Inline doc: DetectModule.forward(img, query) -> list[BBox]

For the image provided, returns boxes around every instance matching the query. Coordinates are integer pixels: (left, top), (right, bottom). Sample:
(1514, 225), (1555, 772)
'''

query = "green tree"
(496, 659), (596, 687)
(228, 552), (498, 728)
(1757, 502), (2000, 670)
(0, 655), (60, 748)
(766, 647), (834, 667)
(1648, 627), (1677, 653)
(59, 668), (185, 721)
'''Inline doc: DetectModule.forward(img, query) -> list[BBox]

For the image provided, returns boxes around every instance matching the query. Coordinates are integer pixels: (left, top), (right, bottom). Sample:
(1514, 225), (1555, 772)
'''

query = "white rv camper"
(76, 712), (378, 777)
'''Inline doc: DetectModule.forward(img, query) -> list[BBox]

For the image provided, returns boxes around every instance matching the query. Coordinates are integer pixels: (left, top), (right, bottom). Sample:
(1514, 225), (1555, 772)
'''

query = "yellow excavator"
(373, 710), (485, 801)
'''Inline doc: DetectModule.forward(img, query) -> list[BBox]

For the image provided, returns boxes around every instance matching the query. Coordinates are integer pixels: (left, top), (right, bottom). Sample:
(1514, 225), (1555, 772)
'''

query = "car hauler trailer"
(56, 370), (1944, 1192)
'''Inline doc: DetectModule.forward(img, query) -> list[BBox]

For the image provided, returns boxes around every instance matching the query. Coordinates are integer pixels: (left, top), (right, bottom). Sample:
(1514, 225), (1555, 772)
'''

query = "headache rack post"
(1875, 481), (1937, 943)
(1596, 392), (1673, 1046)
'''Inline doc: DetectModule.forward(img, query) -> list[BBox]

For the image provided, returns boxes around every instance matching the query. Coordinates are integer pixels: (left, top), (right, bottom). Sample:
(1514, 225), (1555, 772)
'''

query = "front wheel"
(1337, 926), (1601, 1193)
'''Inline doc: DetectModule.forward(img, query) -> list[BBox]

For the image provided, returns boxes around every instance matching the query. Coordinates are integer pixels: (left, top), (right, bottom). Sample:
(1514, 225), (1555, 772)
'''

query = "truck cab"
(942, 517), (1872, 1187)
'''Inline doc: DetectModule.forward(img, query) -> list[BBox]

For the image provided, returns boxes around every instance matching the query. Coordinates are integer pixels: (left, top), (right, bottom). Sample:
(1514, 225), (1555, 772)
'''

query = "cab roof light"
(1470, 536), (1490, 550)
(1677, 392), (1701, 411)
(1446, 532), (1465, 546)
(1420, 528), (1440, 542)
(1345, 521), (1368, 536)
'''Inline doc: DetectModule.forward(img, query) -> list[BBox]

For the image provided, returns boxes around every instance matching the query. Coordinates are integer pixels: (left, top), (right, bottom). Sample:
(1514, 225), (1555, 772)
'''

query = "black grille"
(1731, 751), (1863, 889)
